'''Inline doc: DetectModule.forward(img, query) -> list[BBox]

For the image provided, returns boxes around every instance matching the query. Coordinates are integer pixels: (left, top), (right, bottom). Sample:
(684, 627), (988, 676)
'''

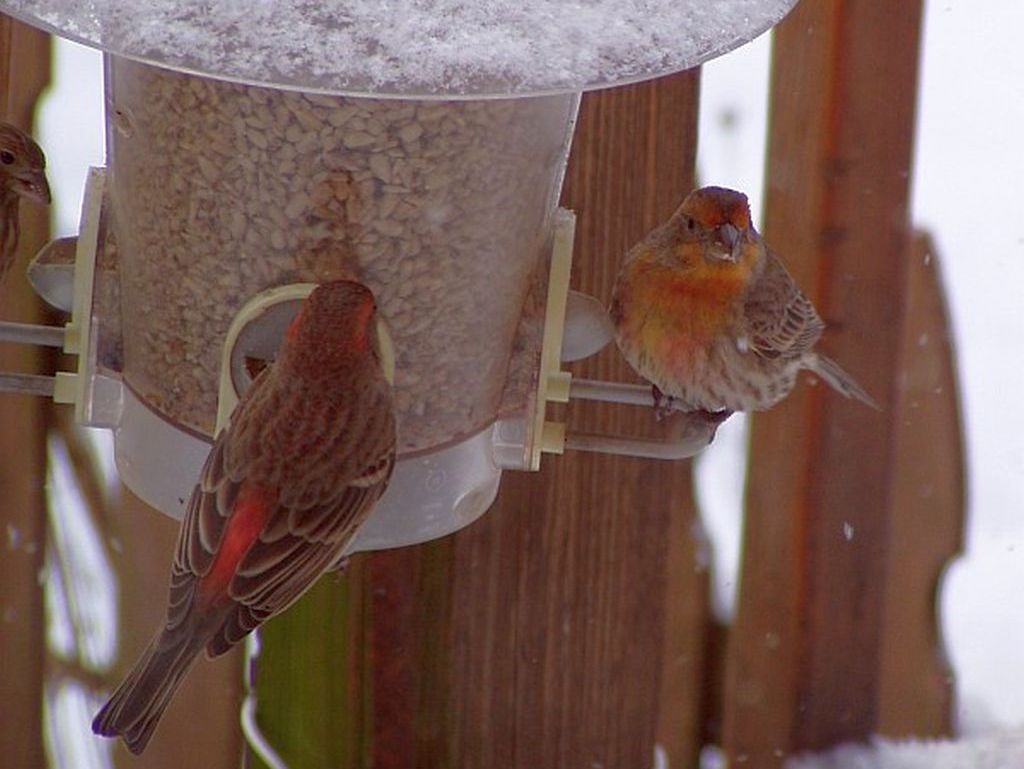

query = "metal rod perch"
(0, 320), (66, 348)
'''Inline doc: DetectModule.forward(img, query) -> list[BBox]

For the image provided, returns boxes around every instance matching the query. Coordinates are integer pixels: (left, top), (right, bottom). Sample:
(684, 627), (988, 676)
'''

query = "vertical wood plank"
(253, 565), (368, 769)
(0, 17), (10, 117)
(412, 539), (456, 769)
(723, 0), (926, 762)
(441, 71), (705, 769)
(259, 71), (707, 769)
(0, 16), (49, 769)
(877, 233), (963, 737)
(367, 547), (424, 769)
(105, 494), (244, 769)
(657, 499), (716, 764)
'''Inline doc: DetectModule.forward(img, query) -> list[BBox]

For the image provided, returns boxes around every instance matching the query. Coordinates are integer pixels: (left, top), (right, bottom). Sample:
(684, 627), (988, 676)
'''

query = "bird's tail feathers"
(92, 628), (205, 754)
(808, 354), (881, 410)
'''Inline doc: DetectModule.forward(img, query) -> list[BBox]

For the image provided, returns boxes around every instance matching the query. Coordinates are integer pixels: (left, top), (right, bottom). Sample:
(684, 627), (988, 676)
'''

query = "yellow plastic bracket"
(528, 208), (576, 470)
(52, 167), (104, 422)
(216, 282), (396, 436)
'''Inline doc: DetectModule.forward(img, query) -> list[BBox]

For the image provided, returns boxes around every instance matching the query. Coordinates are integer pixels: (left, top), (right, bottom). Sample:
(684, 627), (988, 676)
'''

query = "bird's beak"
(717, 222), (743, 262)
(16, 173), (51, 205)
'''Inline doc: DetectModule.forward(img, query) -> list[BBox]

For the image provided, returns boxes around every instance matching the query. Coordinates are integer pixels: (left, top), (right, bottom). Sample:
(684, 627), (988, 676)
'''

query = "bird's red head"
(678, 186), (751, 230)
(0, 123), (50, 205)
(675, 186), (753, 263)
(282, 280), (380, 375)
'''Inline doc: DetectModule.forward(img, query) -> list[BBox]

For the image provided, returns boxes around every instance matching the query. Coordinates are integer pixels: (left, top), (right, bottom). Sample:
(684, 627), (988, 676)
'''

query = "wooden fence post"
(877, 233), (964, 737)
(722, 0), (933, 763)
(363, 72), (710, 769)
(254, 72), (711, 769)
(0, 16), (50, 769)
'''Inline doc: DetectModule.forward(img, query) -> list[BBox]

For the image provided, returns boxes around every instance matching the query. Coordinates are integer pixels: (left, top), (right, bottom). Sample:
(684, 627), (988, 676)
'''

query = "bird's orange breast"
(614, 258), (751, 399)
(627, 259), (748, 343)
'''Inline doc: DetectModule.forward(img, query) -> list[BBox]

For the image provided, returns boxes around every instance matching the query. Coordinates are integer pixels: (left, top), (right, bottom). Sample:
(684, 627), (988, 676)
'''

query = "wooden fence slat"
(657, 503), (716, 762)
(877, 233), (963, 737)
(105, 493), (244, 768)
(722, 0), (926, 763)
(0, 17), (50, 769)
(0, 17), (10, 117)
(366, 547), (426, 769)
(254, 71), (708, 769)
(347, 71), (709, 769)
(441, 71), (707, 769)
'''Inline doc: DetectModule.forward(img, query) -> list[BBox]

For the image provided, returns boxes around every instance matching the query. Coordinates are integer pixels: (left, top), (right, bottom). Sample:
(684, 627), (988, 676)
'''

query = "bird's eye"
(686, 217), (695, 230)
(0, 151), (13, 165)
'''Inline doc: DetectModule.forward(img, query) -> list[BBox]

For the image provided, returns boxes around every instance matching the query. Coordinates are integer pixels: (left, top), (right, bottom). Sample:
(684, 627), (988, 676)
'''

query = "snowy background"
(693, 1), (1024, 741)
(32, 0), (1024, 766)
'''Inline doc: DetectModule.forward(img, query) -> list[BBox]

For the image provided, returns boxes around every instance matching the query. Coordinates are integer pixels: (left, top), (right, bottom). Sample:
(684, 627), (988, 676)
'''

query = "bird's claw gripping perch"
(652, 384), (732, 426)
(652, 385), (681, 421)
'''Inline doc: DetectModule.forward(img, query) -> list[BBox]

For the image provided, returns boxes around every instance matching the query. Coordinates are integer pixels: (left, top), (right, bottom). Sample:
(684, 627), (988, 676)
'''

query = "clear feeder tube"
(105, 56), (578, 455)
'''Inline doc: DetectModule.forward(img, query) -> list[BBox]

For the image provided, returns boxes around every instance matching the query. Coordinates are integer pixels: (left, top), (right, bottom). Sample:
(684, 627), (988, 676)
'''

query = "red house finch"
(0, 122), (50, 283)
(610, 186), (877, 419)
(93, 280), (396, 754)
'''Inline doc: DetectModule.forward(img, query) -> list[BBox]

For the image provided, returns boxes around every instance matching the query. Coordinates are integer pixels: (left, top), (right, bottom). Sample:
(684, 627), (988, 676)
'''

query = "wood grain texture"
(255, 72), (707, 769)
(0, 17), (49, 769)
(877, 233), (963, 737)
(0, 16), (10, 118)
(656, 493), (717, 762)
(355, 72), (709, 769)
(366, 546), (437, 769)
(446, 72), (706, 769)
(254, 565), (369, 769)
(254, 543), (454, 769)
(105, 493), (244, 769)
(722, 0), (927, 763)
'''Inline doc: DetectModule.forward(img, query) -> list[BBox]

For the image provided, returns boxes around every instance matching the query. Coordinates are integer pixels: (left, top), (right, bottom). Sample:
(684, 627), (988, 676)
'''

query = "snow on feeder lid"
(2, 0), (799, 98)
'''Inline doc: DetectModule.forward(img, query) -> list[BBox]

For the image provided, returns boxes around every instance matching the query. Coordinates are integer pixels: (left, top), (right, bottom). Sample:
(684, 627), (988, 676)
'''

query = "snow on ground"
(785, 729), (1024, 769)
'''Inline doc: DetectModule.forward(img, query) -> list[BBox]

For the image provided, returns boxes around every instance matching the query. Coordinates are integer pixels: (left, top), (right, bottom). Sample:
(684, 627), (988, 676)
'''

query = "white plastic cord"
(240, 695), (289, 769)
(240, 632), (290, 769)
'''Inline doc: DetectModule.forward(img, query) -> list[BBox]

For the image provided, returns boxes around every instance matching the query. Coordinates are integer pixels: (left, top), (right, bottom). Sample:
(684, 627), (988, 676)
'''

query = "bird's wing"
(1, 193), (22, 280)
(742, 250), (825, 360)
(166, 433), (233, 635)
(166, 373), (395, 654)
(211, 444), (393, 654)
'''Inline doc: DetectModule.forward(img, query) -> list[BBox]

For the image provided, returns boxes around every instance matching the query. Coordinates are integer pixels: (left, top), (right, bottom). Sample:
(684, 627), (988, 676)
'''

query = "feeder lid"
(3, 0), (796, 97)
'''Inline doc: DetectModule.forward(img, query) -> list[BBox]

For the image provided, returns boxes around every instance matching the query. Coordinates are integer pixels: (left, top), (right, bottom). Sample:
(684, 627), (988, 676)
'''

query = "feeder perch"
(0, 0), (798, 552)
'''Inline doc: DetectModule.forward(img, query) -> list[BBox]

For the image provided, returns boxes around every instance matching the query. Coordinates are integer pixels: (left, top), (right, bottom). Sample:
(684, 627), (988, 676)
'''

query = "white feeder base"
(113, 385), (504, 554)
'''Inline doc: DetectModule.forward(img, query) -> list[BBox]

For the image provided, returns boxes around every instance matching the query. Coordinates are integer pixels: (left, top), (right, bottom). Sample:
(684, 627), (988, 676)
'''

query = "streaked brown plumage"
(611, 186), (877, 416)
(0, 122), (50, 283)
(93, 280), (396, 754)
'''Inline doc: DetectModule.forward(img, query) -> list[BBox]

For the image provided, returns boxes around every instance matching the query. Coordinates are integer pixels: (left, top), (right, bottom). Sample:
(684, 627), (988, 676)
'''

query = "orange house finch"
(93, 280), (396, 754)
(0, 122), (50, 283)
(610, 186), (877, 419)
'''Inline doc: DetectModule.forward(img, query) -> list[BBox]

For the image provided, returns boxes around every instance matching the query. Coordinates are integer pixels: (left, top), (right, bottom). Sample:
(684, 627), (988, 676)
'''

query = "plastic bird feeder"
(0, 0), (799, 551)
